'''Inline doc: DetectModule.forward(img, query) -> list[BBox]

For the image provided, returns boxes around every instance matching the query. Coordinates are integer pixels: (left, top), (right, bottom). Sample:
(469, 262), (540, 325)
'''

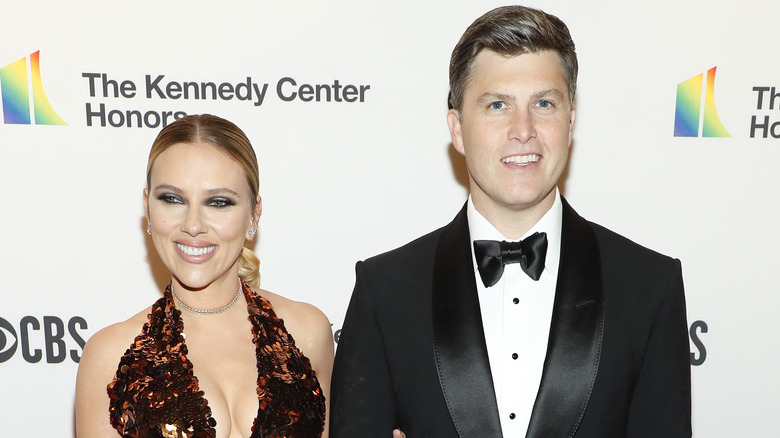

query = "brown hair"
(449, 5), (577, 111)
(146, 114), (262, 287)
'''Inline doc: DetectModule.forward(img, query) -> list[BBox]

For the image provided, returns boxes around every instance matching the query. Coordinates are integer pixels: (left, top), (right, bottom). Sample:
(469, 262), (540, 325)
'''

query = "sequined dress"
(107, 281), (326, 438)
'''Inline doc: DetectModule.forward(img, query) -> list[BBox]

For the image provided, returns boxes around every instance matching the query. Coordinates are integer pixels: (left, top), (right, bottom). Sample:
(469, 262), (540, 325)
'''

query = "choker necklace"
(172, 282), (242, 316)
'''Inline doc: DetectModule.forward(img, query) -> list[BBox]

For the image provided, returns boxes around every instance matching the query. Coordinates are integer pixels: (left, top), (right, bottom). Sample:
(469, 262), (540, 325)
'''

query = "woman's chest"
(186, 330), (260, 437)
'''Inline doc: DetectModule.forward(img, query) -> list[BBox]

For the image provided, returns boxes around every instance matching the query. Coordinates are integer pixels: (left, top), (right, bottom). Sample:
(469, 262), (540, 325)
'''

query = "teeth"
(177, 244), (216, 256)
(502, 154), (541, 165)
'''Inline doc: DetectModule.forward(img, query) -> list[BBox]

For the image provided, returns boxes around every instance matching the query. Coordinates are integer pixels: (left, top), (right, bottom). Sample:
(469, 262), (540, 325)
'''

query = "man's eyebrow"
(477, 92), (516, 103)
(530, 89), (565, 101)
(477, 89), (566, 104)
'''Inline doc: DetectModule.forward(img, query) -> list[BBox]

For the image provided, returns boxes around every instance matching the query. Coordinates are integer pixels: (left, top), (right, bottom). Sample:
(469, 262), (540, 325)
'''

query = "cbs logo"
(0, 316), (87, 364)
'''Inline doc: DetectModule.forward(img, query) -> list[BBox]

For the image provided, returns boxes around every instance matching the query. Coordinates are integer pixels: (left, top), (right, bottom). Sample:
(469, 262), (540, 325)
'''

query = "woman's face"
(144, 141), (259, 291)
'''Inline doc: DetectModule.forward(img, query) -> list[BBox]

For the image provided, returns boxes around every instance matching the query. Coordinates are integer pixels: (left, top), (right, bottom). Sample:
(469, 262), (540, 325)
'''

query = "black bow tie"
(473, 232), (548, 287)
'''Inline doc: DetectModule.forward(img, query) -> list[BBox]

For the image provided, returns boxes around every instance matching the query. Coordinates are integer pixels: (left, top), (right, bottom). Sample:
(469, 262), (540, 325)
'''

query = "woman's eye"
(208, 198), (235, 208)
(158, 194), (183, 204)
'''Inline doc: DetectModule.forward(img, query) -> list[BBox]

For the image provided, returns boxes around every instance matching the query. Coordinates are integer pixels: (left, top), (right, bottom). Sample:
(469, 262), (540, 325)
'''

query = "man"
(331, 6), (691, 437)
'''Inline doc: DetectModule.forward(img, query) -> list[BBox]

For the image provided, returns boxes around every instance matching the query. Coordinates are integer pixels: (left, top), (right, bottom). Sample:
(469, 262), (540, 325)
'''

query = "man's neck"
(471, 189), (557, 240)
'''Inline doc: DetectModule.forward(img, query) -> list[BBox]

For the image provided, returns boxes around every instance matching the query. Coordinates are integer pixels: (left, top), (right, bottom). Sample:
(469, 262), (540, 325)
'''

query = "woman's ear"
(246, 196), (262, 241)
(143, 188), (151, 235)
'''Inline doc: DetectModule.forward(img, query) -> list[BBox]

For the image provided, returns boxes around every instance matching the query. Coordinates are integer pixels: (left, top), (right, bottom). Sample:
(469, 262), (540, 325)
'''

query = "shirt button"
(509, 413), (516, 420)
(512, 353), (518, 360)
(513, 297), (519, 304)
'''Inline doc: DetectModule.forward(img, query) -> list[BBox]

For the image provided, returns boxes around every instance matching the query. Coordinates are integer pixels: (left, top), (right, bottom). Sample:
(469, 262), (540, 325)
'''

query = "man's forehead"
(467, 50), (568, 90)
(472, 48), (564, 70)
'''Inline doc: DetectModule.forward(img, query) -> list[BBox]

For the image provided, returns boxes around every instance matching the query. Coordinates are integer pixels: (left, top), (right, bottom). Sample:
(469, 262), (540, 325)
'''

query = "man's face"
(448, 49), (575, 225)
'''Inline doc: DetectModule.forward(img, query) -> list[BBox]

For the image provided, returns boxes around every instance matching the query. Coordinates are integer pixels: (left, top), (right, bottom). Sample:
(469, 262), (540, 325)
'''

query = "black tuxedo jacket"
(331, 199), (691, 437)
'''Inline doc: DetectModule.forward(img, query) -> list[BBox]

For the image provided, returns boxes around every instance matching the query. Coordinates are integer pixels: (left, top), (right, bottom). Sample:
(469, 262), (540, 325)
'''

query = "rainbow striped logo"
(0, 51), (66, 125)
(673, 67), (729, 137)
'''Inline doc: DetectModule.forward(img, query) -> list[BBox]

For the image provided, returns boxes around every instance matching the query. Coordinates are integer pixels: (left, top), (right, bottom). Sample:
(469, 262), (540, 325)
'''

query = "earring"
(248, 217), (257, 238)
(147, 223), (151, 235)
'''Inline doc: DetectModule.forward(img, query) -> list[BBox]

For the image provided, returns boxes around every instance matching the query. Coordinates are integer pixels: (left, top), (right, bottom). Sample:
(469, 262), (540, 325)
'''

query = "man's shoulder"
(563, 198), (678, 265)
(349, 226), (447, 293)
(587, 219), (678, 269)
(362, 225), (445, 269)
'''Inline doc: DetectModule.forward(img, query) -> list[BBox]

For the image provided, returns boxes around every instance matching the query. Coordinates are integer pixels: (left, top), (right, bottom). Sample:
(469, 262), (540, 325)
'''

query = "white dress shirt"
(467, 189), (562, 436)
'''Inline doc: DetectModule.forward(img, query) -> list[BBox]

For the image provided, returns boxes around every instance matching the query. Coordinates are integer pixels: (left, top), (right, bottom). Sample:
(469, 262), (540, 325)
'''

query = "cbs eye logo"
(0, 316), (87, 364)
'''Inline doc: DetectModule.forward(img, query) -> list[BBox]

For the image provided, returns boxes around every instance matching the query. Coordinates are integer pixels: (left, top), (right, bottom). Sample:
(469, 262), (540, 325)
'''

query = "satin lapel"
(526, 198), (605, 438)
(432, 205), (503, 438)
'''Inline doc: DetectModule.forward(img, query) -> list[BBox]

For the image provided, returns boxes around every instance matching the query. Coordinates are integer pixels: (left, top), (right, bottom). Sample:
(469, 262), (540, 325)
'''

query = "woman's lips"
(175, 242), (217, 263)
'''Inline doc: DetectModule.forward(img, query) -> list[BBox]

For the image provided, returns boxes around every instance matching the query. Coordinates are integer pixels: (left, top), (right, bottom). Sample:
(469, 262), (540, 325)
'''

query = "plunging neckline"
(107, 280), (327, 437)
(174, 287), (259, 436)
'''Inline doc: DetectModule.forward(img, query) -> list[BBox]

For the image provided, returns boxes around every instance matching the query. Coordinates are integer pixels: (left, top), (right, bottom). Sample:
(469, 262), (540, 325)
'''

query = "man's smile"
(501, 154), (541, 165)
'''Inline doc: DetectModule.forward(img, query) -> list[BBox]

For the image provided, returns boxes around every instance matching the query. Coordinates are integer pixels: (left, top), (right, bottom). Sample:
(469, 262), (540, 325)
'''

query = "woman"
(75, 114), (332, 438)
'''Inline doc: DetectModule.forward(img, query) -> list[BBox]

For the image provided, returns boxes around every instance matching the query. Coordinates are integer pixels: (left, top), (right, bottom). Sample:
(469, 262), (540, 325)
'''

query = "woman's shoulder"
(75, 305), (155, 428)
(256, 289), (332, 354)
(75, 303), (167, 436)
(258, 289), (328, 326)
(80, 306), (152, 370)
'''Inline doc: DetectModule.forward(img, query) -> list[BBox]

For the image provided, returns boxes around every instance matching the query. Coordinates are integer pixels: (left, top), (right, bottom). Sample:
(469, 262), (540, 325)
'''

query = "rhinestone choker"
(172, 283), (242, 316)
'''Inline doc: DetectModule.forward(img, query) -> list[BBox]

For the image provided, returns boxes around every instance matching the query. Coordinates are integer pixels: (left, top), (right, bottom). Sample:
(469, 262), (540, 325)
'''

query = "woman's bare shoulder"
(246, 289), (335, 437)
(256, 289), (332, 352)
(76, 306), (158, 436)
(258, 289), (330, 331)
(79, 307), (151, 369)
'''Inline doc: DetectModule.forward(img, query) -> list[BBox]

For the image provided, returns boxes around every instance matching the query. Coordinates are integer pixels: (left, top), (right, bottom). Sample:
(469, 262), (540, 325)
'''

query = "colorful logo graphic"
(673, 67), (729, 137)
(0, 51), (66, 125)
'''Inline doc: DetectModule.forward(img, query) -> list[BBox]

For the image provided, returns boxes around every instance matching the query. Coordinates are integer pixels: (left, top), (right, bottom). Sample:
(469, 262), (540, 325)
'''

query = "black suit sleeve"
(627, 259), (692, 437)
(330, 261), (396, 437)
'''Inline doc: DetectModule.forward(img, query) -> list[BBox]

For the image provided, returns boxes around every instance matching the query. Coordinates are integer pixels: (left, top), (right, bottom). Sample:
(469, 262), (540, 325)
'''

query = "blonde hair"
(147, 114), (262, 287)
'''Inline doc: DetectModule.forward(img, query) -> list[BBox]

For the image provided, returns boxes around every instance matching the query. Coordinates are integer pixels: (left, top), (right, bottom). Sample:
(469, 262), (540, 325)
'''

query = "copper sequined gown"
(107, 281), (326, 438)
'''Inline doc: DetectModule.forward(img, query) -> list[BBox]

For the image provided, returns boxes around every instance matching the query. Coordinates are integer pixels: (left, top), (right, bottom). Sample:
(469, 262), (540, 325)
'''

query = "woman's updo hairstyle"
(146, 114), (261, 287)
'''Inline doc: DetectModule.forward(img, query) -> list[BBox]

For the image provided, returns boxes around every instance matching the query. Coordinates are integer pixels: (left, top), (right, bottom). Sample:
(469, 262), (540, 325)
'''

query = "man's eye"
(536, 100), (553, 109)
(489, 101), (506, 110)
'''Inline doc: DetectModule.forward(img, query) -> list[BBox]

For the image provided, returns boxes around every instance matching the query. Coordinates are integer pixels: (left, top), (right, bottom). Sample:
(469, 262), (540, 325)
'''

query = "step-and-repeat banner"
(1, 1), (777, 435)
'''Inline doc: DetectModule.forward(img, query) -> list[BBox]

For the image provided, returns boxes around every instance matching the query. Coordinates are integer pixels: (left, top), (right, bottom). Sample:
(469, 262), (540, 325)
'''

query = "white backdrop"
(1, 1), (778, 436)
